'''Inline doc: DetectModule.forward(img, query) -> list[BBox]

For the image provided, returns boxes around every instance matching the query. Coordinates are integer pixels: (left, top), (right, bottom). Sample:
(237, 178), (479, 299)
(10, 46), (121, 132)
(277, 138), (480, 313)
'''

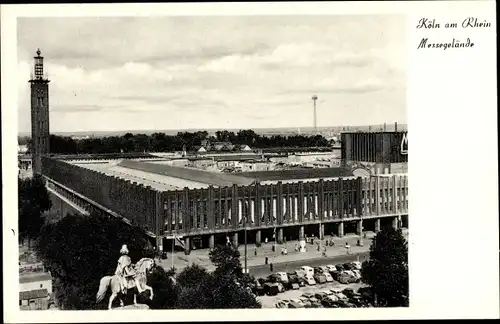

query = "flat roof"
(19, 272), (52, 284)
(67, 158), (354, 190)
(20, 289), (48, 300)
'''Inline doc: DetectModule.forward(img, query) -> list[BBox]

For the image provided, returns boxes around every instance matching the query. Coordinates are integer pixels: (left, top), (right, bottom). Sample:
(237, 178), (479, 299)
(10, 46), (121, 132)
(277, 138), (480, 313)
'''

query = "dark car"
(263, 283), (280, 296)
(287, 274), (301, 289)
(358, 287), (373, 299)
(267, 274), (280, 283)
(250, 280), (265, 296)
(342, 288), (355, 298)
(336, 264), (345, 271)
(314, 292), (328, 300)
(343, 262), (356, 270)
(350, 296), (369, 307)
(314, 273), (327, 284)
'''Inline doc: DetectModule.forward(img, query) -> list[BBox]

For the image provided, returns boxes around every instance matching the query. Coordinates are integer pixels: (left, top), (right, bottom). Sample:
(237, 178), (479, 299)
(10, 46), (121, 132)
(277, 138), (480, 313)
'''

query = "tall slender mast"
(312, 95), (318, 133)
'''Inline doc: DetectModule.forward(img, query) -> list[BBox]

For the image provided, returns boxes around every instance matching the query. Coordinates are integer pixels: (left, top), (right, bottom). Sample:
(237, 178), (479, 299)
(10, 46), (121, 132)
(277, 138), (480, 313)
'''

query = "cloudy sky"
(17, 15), (406, 134)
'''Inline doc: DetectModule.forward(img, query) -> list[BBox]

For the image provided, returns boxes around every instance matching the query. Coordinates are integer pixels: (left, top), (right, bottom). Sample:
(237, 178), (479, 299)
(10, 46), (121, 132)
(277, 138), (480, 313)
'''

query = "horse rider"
(115, 244), (135, 294)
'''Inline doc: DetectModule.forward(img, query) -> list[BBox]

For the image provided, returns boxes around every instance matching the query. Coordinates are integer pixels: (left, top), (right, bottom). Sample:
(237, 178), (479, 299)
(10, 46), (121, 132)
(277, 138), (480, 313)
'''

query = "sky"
(17, 15), (406, 134)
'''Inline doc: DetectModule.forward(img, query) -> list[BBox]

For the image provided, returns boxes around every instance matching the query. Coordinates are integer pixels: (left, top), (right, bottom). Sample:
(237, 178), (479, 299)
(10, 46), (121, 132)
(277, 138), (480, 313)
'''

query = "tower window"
(37, 97), (44, 107)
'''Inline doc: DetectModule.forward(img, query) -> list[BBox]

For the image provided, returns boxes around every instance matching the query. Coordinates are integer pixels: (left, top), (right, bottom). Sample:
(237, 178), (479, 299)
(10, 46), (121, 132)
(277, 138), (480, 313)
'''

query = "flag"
(171, 234), (185, 249)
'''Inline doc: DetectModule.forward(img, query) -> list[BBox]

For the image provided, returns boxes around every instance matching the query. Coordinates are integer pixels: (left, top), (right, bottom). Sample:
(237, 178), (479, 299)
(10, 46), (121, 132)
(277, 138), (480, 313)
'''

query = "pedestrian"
(345, 242), (350, 255)
(363, 232), (367, 239)
(265, 256), (269, 265)
(254, 247), (257, 256)
(284, 248), (288, 255)
(265, 237), (268, 244)
(270, 262), (274, 272)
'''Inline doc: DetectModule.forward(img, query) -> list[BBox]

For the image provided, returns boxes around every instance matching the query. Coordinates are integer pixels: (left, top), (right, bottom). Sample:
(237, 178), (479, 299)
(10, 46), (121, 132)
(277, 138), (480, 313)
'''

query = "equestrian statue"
(96, 244), (156, 310)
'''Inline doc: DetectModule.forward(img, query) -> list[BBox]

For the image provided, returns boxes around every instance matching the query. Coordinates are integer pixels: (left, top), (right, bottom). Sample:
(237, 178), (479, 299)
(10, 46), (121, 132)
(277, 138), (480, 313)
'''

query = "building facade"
(341, 131), (408, 174)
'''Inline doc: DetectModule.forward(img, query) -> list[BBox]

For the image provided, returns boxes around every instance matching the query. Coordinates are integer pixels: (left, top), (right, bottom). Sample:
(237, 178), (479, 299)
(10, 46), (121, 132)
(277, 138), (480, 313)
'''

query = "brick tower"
(29, 49), (50, 175)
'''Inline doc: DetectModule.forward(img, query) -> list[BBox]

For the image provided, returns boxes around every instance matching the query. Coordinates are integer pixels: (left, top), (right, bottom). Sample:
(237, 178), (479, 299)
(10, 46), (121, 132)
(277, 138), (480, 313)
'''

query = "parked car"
(343, 262), (356, 270)
(250, 280), (265, 296)
(315, 292), (328, 300)
(275, 300), (290, 308)
(305, 275), (317, 285)
(331, 289), (349, 301)
(263, 282), (280, 296)
(351, 270), (362, 282)
(336, 264), (345, 271)
(342, 288), (355, 298)
(314, 273), (327, 284)
(321, 290), (334, 296)
(323, 271), (334, 282)
(308, 297), (323, 308)
(288, 300), (305, 308)
(351, 261), (362, 270)
(267, 274), (281, 283)
(319, 265), (330, 273)
(293, 269), (307, 278)
(337, 272), (352, 284)
(322, 300), (341, 308)
(301, 266), (315, 277)
(286, 274), (301, 289)
(326, 264), (337, 273)
(299, 297), (312, 307)
(275, 272), (289, 284)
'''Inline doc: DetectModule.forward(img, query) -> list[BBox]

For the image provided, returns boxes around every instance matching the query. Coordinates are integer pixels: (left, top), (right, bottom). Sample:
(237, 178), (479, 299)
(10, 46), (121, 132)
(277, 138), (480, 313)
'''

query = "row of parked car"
(249, 261), (363, 297)
(276, 286), (373, 308)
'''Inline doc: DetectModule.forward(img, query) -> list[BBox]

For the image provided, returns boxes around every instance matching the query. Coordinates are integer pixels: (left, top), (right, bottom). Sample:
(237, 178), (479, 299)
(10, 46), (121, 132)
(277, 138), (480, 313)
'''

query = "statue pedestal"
(299, 238), (306, 252)
(113, 304), (150, 310)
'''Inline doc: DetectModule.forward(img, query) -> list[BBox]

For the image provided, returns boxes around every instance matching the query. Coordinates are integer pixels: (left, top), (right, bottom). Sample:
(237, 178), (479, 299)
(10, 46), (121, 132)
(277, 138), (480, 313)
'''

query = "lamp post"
(244, 216), (248, 274)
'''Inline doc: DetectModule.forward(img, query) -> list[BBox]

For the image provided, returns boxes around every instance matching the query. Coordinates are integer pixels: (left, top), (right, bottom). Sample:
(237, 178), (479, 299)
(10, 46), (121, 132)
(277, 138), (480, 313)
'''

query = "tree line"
(24, 130), (333, 155)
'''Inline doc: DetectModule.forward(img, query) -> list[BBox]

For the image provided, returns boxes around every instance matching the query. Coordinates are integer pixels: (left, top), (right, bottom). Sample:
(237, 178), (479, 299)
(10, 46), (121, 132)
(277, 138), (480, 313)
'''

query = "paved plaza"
(159, 228), (409, 273)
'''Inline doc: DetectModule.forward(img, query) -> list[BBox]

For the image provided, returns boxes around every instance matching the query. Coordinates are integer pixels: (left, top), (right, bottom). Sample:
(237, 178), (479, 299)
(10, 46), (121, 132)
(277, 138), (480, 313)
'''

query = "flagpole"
(171, 235), (175, 270)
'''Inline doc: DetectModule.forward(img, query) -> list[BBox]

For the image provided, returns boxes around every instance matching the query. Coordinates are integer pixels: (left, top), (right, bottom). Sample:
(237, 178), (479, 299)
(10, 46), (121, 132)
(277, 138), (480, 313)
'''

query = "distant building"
(240, 160), (273, 172)
(19, 263), (52, 310)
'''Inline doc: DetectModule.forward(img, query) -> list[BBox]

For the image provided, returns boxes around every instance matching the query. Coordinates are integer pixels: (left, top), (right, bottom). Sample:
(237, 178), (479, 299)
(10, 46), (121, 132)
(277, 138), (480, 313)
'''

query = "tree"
(176, 264), (210, 288)
(147, 266), (178, 309)
(173, 244), (261, 309)
(361, 227), (409, 307)
(35, 213), (156, 310)
(209, 244), (243, 278)
(18, 174), (52, 246)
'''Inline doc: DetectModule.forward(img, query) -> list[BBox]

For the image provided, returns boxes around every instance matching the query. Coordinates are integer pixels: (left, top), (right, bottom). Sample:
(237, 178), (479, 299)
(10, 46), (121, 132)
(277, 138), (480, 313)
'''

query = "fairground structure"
(27, 50), (409, 255)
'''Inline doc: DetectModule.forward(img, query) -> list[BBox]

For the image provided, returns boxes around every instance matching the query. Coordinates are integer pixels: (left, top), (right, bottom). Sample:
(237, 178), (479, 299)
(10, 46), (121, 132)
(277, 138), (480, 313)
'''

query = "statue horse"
(96, 258), (156, 309)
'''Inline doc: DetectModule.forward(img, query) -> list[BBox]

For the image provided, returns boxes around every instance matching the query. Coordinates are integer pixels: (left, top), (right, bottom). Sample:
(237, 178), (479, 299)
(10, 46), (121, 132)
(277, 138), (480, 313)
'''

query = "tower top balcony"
(29, 48), (50, 83)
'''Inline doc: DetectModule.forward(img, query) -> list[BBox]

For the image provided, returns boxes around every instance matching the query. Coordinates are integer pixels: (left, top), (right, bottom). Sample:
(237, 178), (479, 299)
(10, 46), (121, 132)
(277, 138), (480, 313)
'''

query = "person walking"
(345, 242), (351, 255)
(269, 262), (274, 272)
